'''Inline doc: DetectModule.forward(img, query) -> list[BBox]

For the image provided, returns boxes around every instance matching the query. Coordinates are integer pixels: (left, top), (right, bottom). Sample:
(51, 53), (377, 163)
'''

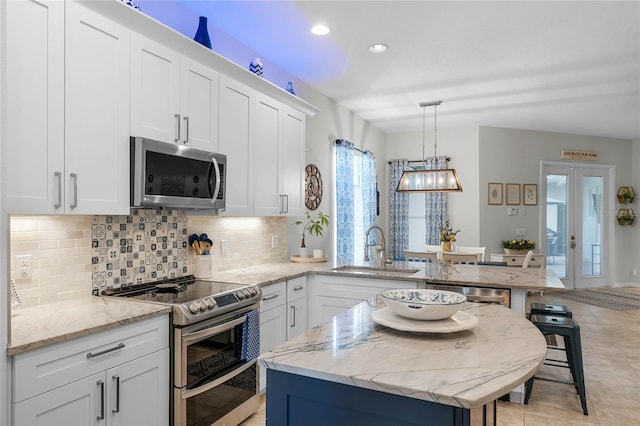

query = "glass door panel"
(546, 174), (568, 280)
(580, 175), (603, 277)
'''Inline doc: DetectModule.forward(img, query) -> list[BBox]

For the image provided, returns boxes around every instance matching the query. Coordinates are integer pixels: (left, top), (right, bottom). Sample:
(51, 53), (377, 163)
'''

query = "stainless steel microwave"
(130, 137), (226, 210)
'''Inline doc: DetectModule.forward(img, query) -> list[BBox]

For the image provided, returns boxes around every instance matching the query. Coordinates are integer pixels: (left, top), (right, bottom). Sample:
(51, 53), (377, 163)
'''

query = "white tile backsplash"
(10, 212), (288, 307)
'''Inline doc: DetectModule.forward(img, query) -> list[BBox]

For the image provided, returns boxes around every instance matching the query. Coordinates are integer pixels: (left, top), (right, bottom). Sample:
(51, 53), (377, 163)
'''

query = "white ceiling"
(139, 1), (640, 140)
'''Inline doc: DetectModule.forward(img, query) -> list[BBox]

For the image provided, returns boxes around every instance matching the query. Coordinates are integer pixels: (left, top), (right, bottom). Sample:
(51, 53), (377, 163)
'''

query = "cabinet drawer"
(260, 281), (286, 311)
(13, 315), (169, 403)
(287, 276), (307, 302)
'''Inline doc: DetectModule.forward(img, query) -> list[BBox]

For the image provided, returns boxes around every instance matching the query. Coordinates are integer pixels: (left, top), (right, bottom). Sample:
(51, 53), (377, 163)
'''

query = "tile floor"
(241, 288), (640, 425)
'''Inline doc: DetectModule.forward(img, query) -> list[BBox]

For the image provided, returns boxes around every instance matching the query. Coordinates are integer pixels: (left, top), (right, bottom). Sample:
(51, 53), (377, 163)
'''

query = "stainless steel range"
(103, 275), (262, 426)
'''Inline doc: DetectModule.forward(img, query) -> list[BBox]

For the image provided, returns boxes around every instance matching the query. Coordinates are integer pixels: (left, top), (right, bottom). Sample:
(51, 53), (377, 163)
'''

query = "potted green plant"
(617, 187), (636, 204)
(294, 211), (329, 258)
(501, 239), (536, 254)
(617, 208), (636, 226)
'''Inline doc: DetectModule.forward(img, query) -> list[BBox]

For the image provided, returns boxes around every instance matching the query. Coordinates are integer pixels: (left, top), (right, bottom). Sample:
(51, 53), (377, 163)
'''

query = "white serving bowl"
(380, 289), (466, 321)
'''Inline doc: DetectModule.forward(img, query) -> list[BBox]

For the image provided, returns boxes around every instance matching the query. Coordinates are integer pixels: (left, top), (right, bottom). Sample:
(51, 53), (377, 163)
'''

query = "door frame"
(539, 161), (615, 289)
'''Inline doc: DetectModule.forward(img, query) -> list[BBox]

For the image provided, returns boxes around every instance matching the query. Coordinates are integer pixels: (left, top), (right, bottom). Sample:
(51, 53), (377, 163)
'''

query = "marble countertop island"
(8, 296), (171, 356)
(259, 296), (547, 410)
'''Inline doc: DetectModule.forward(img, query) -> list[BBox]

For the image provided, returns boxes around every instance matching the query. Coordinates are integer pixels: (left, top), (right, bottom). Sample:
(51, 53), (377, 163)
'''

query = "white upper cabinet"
(131, 34), (219, 151)
(218, 75), (255, 216)
(6, 0), (64, 214)
(6, 0), (130, 215)
(253, 94), (284, 216)
(281, 106), (307, 217)
(65, 1), (130, 215)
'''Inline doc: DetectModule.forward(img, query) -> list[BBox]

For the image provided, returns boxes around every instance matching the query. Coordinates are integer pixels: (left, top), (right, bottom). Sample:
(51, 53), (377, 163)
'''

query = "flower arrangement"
(501, 239), (536, 250)
(438, 220), (460, 243)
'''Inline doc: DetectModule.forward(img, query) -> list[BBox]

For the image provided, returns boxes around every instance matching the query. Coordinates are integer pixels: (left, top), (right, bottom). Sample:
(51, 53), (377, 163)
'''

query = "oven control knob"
(199, 302), (207, 312)
(236, 291), (245, 300)
(189, 302), (200, 314)
(249, 287), (258, 296)
(204, 298), (215, 309)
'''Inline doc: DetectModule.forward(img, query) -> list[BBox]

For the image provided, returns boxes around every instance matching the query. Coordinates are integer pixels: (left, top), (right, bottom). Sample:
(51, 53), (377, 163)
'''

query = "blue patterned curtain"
(389, 160), (409, 259)
(362, 150), (377, 242)
(336, 140), (355, 265)
(424, 156), (449, 245)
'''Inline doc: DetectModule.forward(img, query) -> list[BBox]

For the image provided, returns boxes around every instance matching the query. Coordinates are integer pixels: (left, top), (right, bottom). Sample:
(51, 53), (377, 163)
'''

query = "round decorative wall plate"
(305, 164), (323, 210)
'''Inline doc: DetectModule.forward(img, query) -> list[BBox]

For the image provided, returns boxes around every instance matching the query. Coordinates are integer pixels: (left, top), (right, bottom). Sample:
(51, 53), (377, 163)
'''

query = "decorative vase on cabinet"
(193, 16), (211, 49)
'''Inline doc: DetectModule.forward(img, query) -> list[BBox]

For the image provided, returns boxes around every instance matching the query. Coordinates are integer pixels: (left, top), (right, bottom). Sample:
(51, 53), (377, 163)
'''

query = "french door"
(541, 162), (614, 289)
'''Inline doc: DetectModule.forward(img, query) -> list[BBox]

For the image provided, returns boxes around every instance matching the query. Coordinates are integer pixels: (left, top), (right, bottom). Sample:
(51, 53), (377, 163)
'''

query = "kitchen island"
(259, 296), (547, 426)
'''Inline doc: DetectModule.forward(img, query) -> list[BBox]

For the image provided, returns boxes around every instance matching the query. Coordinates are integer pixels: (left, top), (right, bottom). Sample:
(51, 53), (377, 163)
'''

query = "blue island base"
(266, 369), (496, 426)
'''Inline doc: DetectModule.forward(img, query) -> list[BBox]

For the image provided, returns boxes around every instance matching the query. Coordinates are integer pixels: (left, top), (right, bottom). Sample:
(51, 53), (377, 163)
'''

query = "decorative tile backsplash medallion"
(91, 209), (188, 294)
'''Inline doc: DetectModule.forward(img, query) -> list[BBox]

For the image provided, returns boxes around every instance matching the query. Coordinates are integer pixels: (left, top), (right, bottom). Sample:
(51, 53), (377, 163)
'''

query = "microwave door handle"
(209, 157), (221, 203)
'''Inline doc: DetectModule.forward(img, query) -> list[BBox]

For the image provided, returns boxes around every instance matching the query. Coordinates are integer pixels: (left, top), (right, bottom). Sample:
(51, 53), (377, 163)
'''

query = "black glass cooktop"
(102, 275), (244, 305)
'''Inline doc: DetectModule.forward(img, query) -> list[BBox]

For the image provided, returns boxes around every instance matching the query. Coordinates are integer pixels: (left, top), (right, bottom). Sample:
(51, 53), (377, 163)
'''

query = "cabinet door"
(180, 57), (219, 151)
(259, 304), (287, 391)
(218, 75), (254, 215)
(253, 93), (283, 216)
(131, 33), (180, 144)
(311, 296), (361, 328)
(281, 106), (306, 216)
(6, 0), (65, 214)
(65, 2), (130, 215)
(13, 372), (104, 426)
(107, 349), (169, 426)
(287, 298), (307, 340)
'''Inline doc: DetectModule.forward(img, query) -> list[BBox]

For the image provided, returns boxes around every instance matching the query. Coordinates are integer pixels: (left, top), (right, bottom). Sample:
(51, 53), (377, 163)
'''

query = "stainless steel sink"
(332, 265), (420, 274)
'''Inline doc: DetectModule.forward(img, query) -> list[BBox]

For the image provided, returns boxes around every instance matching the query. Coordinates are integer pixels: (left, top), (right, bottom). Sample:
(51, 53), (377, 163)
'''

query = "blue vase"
(194, 16), (211, 49)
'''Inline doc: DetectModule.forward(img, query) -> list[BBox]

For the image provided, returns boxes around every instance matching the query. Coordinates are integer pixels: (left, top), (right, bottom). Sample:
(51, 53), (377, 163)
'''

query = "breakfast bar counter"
(259, 296), (547, 426)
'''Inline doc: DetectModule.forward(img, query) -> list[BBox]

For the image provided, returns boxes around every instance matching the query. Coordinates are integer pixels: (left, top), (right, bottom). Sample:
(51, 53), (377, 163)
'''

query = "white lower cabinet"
(12, 315), (170, 426)
(286, 277), (308, 340)
(259, 281), (287, 392)
(309, 275), (418, 328)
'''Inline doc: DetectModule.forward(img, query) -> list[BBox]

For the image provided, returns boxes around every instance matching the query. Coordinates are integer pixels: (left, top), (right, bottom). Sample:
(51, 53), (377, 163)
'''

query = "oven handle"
(465, 295), (505, 304)
(181, 359), (257, 400)
(182, 316), (246, 346)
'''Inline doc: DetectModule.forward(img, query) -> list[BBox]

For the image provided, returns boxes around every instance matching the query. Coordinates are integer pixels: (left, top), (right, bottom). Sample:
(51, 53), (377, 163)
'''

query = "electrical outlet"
(516, 228), (527, 237)
(507, 207), (518, 216)
(16, 254), (32, 280)
(271, 235), (279, 248)
(220, 239), (228, 256)
(633, 269), (638, 278)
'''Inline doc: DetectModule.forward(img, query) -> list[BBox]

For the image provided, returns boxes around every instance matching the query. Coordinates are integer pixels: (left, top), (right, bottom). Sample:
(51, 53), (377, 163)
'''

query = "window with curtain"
(335, 140), (376, 265)
(390, 156), (448, 256)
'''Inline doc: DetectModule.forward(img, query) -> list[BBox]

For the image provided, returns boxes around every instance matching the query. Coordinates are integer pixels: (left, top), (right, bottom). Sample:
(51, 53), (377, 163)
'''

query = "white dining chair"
(404, 250), (437, 264)
(440, 252), (480, 264)
(425, 244), (441, 252)
(522, 250), (535, 268)
(455, 246), (486, 262)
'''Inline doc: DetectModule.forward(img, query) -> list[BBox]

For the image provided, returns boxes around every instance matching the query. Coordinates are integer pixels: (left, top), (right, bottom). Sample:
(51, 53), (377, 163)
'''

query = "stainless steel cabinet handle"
(290, 305), (296, 327)
(54, 171), (62, 209)
(284, 194), (289, 214)
(293, 285), (304, 291)
(112, 375), (120, 413)
(279, 195), (284, 214)
(262, 293), (280, 301)
(87, 342), (125, 359)
(183, 116), (189, 143)
(174, 113), (181, 142)
(97, 380), (105, 420)
(69, 173), (78, 209)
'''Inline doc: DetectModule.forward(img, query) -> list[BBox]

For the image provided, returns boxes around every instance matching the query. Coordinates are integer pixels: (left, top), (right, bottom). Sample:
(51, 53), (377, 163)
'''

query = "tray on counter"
(290, 255), (327, 263)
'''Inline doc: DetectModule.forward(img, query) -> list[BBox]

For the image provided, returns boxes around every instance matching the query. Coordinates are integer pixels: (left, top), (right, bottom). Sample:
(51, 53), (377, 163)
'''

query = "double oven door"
(174, 305), (260, 426)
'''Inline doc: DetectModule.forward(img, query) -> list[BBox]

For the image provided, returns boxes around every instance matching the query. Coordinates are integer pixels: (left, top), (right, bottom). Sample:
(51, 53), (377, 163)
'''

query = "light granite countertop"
(211, 260), (564, 291)
(259, 296), (547, 409)
(8, 297), (171, 356)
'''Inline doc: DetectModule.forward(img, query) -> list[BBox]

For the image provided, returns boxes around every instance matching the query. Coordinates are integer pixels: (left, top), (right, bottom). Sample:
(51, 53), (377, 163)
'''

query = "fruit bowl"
(380, 289), (466, 320)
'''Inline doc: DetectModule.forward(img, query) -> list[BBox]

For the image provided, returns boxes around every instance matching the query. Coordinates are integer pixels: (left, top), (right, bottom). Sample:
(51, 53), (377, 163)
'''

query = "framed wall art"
(488, 183), (503, 205)
(506, 183), (521, 205)
(523, 184), (537, 205)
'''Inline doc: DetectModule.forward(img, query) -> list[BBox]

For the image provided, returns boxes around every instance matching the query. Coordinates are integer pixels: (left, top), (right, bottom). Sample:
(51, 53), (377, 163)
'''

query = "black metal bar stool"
(524, 314), (588, 415)
(530, 302), (572, 318)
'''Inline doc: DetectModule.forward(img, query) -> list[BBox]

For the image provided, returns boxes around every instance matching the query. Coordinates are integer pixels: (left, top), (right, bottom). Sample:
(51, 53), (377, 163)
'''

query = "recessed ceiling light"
(369, 43), (388, 53)
(310, 24), (330, 36)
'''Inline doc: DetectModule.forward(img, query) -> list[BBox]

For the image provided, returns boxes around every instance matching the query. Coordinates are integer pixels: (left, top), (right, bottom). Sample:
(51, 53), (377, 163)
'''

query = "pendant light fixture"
(396, 101), (462, 193)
